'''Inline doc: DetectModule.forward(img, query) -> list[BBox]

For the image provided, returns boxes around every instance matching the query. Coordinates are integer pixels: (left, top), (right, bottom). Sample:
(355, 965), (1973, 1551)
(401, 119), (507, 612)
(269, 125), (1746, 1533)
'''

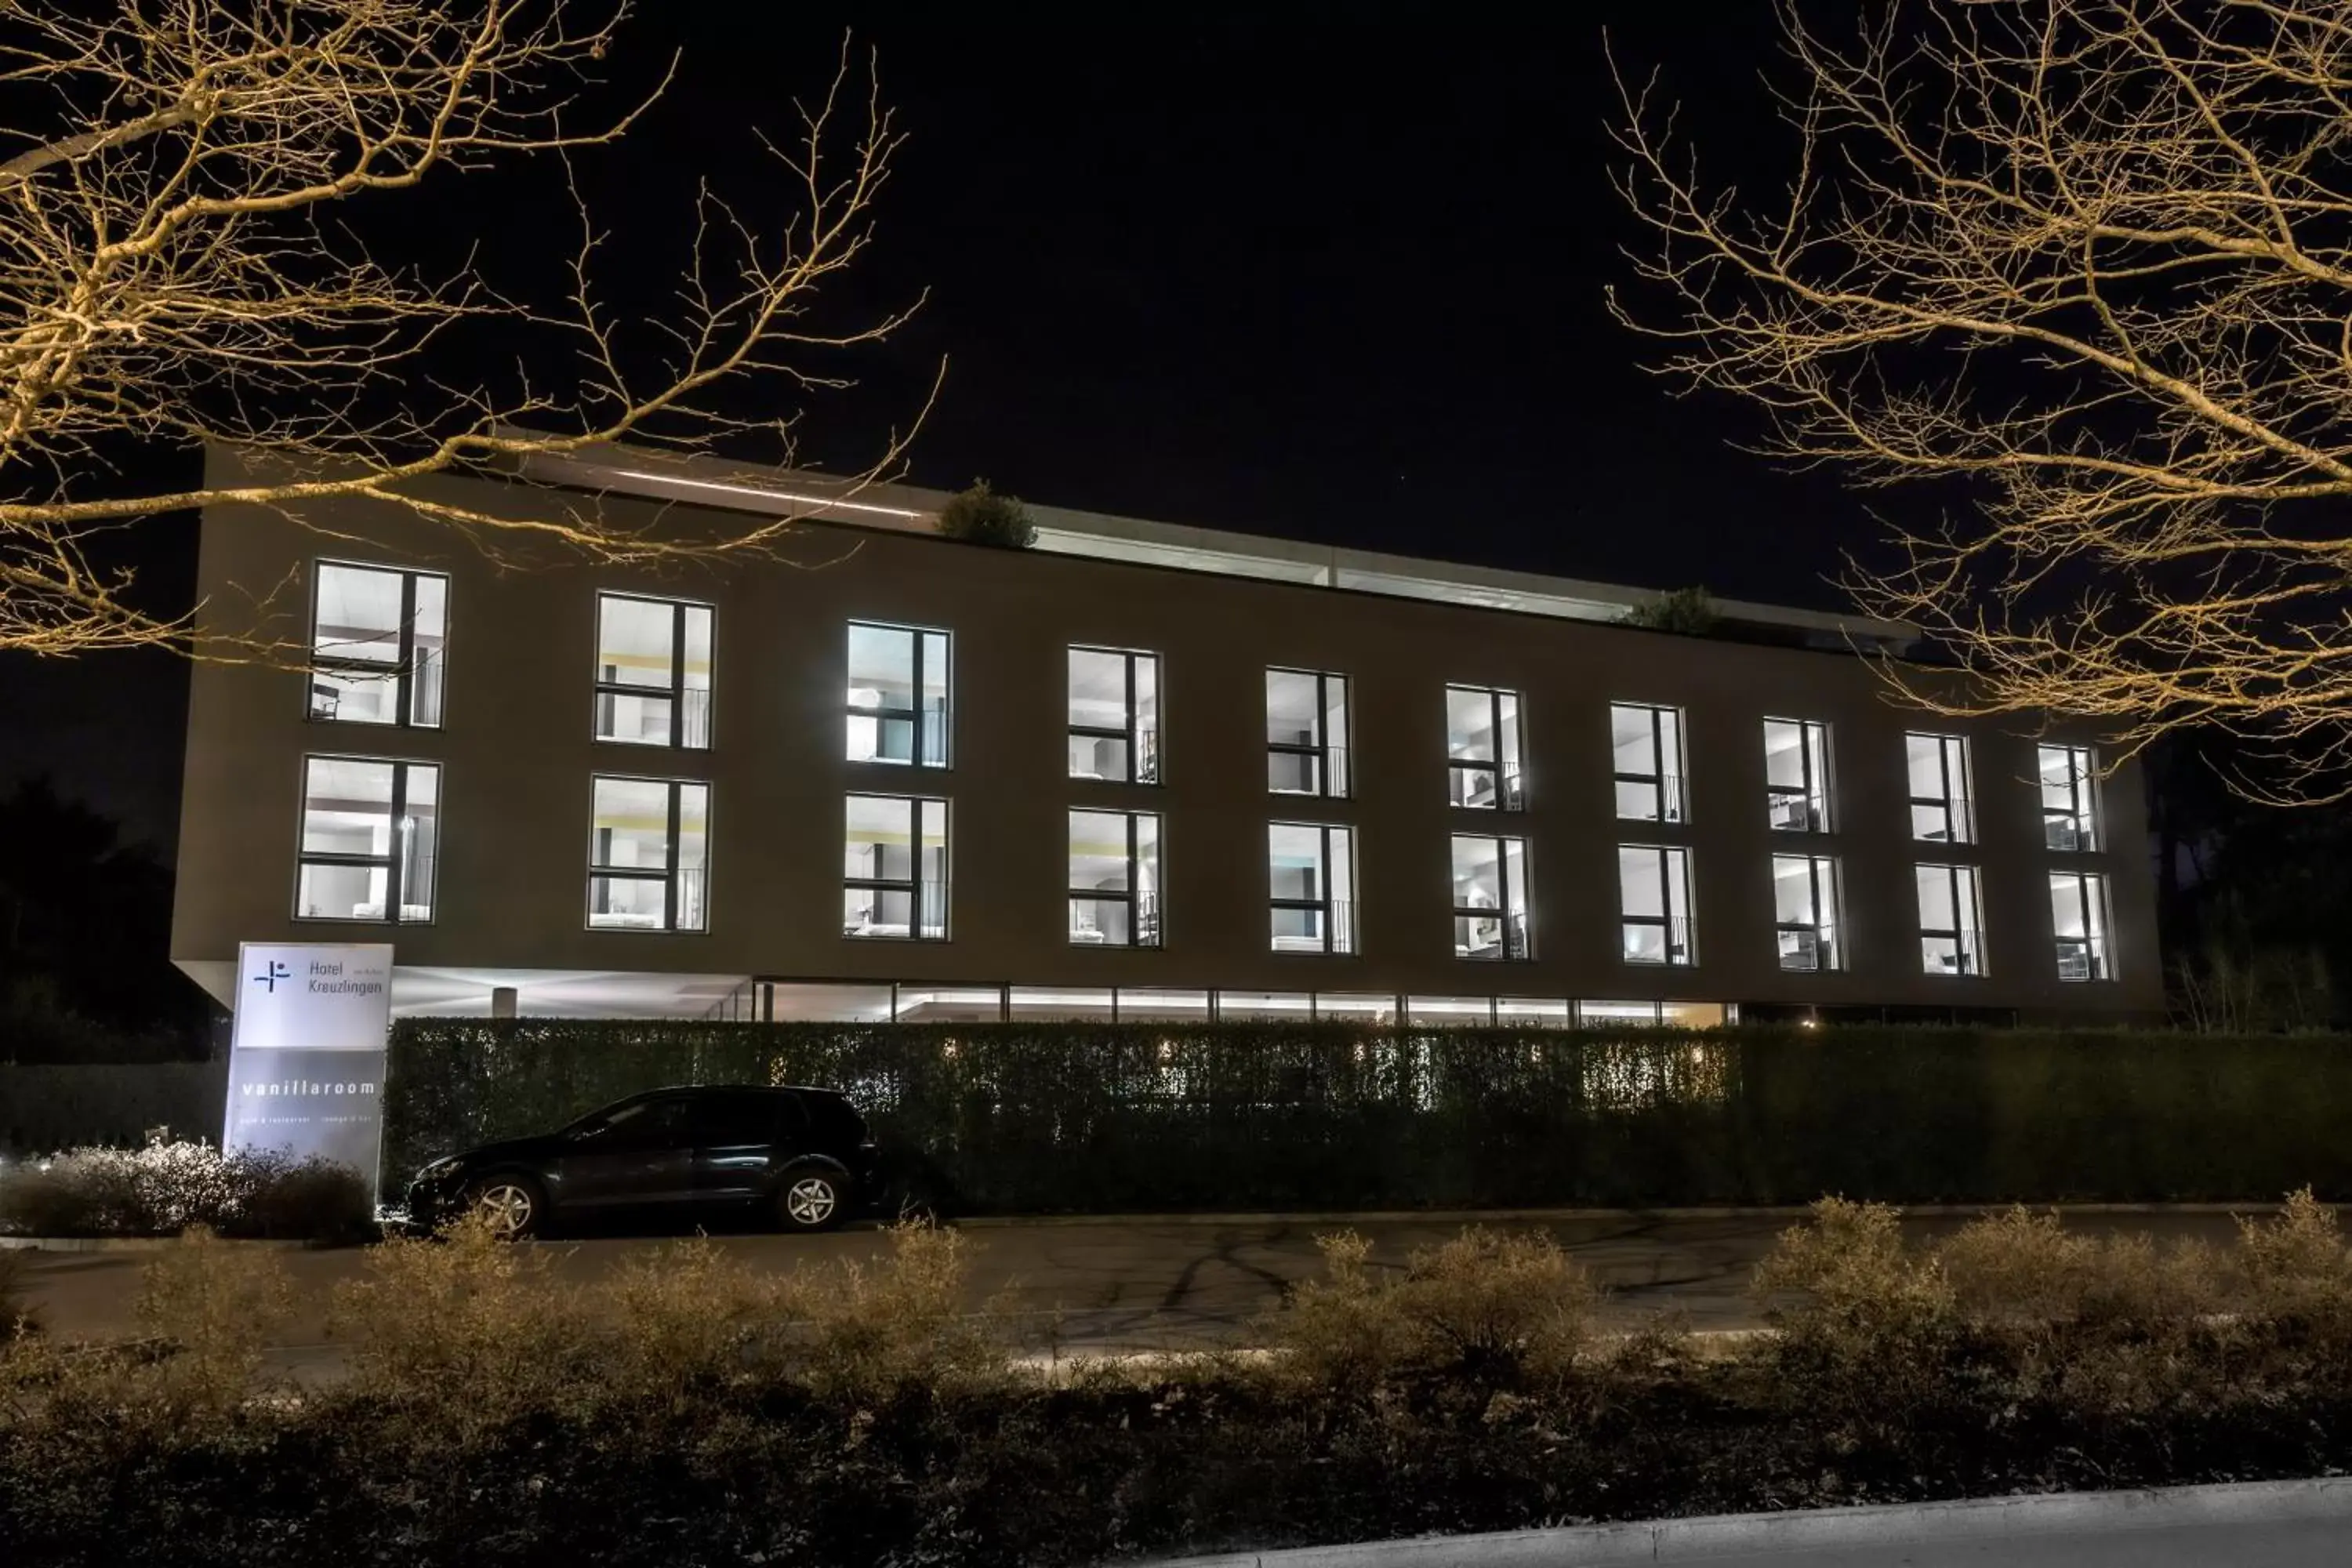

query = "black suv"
(401, 1084), (881, 1239)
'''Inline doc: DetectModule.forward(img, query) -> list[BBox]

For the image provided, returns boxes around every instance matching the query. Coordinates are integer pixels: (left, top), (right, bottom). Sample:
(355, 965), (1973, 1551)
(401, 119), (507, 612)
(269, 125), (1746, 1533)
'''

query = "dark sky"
(0, 3), (1881, 851)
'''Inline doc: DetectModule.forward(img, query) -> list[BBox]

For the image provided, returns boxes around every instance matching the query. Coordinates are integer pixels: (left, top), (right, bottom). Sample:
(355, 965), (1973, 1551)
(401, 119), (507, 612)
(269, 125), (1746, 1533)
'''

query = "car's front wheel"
(778, 1169), (848, 1232)
(464, 1174), (546, 1240)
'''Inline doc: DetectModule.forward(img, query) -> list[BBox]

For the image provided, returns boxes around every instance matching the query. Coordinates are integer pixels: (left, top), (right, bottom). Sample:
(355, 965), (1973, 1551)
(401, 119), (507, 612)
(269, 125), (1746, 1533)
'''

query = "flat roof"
(503, 441), (1919, 654)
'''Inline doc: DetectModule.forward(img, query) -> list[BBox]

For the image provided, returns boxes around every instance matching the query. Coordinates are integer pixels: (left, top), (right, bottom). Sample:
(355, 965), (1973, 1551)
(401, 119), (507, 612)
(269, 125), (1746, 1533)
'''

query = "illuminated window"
(1069, 810), (1162, 948)
(844, 795), (948, 940)
(1269, 822), (1356, 954)
(1446, 684), (1525, 809)
(1069, 647), (1160, 782)
(1610, 702), (1685, 822)
(845, 622), (950, 767)
(1267, 668), (1349, 797)
(1451, 833), (1532, 960)
(1917, 864), (1985, 976)
(1618, 845), (1695, 965)
(2051, 870), (2113, 981)
(587, 776), (708, 932)
(1906, 733), (1973, 844)
(2038, 744), (2099, 851)
(308, 562), (447, 727)
(295, 757), (439, 923)
(593, 593), (713, 749)
(1764, 718), (1833, 831)
(1771, 854), (1842, 971)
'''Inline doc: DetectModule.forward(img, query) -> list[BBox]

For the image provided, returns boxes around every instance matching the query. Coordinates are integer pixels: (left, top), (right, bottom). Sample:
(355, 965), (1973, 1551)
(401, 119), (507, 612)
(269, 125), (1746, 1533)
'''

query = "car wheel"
(464, 1174), (545, 1240)
(778, 1170), (847, 1232)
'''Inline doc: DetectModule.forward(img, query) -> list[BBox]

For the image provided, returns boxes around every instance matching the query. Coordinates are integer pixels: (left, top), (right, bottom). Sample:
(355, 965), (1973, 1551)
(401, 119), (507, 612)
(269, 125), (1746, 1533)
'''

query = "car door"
(694, 1091), (805, 1206)
(550, 1094), (697, 1210)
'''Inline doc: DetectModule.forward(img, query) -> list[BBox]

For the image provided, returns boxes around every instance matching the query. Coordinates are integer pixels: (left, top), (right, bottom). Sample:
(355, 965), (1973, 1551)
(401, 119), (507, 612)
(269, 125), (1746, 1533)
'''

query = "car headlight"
(416, 1156), (466, 1183)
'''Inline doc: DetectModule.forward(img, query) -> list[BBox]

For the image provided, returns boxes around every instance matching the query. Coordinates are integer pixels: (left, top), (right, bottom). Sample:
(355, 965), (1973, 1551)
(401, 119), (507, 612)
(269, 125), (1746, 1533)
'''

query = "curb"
(1138, 1476), (2352, 1566)
(958, 1200), (2318, 1229)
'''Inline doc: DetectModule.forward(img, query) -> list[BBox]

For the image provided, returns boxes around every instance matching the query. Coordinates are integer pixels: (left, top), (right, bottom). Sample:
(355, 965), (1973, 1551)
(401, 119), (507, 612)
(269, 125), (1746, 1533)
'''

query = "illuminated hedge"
(382, 1021), (2352, 1211)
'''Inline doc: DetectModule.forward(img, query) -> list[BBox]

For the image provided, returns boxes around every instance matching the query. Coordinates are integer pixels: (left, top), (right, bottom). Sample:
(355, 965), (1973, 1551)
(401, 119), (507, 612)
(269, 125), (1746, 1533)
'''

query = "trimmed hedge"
(383, 1020), (2352, 1211)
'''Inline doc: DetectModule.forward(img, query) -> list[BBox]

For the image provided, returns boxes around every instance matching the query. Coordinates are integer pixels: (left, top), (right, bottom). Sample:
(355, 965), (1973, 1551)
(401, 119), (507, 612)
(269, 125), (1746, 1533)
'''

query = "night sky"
(0, 4), (1883, 851)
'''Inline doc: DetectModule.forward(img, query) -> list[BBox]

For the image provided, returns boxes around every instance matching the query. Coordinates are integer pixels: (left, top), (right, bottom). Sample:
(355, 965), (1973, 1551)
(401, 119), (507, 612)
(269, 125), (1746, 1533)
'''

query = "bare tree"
(0, 1), (921, 660)
(1613, 0), (2352, 801)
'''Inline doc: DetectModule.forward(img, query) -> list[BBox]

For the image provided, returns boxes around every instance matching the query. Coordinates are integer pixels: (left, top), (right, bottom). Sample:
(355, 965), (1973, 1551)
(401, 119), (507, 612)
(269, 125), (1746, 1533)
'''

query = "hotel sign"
(223, 942), (394, 1196)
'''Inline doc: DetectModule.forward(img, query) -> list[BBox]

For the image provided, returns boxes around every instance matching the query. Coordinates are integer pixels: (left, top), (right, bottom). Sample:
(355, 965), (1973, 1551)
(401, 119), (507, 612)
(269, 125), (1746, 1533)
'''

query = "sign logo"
(253, 960), (292, 993)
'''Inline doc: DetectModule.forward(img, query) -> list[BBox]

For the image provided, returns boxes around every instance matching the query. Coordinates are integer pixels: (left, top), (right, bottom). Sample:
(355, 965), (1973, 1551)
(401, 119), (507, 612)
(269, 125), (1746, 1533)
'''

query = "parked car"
(401, 1084), (881, 1240)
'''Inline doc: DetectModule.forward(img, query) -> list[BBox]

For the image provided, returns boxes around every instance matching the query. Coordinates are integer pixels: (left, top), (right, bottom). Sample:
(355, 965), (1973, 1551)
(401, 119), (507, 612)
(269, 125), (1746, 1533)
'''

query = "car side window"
(598, 1096), (693, 1146)
(695, 1093), (790, 1146)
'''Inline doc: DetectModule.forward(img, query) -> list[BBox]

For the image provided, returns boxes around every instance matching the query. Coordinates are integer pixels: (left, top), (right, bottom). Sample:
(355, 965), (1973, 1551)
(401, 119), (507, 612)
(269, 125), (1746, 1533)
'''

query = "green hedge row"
(382, 1020), (2352, 1210)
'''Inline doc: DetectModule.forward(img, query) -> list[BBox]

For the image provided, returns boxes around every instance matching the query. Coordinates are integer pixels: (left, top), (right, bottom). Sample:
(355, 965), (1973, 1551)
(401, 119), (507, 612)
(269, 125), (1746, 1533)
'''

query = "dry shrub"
(0, 1139), (370, 1241)
(764, 1222), (1007, 1403)
(0, 1250), (36, 1338)
(1270, 1225), (1597, 1391)
(1936, 1206), (2221, 1330)
(1749, 1199), (1959, 1422)
(597, 1233), (775, 1406)
(54, 1225), (301, 1422)
(2238, 1189), (2352, 1315)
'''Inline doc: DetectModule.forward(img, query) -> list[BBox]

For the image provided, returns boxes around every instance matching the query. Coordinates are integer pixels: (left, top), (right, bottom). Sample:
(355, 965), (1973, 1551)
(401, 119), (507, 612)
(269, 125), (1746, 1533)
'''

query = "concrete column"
(491, 986), (518, 1019)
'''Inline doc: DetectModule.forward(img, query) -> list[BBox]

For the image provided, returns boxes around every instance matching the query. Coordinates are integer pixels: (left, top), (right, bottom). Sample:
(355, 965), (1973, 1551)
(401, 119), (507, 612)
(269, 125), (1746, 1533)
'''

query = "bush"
(0, 1137), (372, 1242)
(935, 480), (1036, 548)
(0, 1249), (36, 1338)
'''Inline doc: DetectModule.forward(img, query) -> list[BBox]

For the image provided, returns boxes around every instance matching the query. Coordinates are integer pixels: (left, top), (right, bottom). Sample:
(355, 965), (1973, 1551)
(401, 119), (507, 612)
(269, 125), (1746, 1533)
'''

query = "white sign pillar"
(223, 942), (395, 1197)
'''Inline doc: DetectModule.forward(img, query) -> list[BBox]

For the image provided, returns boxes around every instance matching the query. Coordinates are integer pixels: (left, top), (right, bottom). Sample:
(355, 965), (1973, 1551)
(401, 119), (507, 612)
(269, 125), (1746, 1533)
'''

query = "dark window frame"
(844, 793), (951, 942)
(1268, 821), (1356, 956)
(592, 591), (713, 751)
(1451, 832), (1533, 961)
(586, 774), (710, 934)
(1266, 666), (1350, 799)
(292, 753), (440, 925)
(1610, 701), (1686, 823)
(1764, 717), (1835, 833)
(1067, 645), (1161, 784)
(1446, 684), (1526, 811)
(307, 559), (448, 728)
(1619, 843), (1696, 967)
(1917, 862), (1987, 977)
(1772, 851), (1842, 972)
(1906, 731), (1976, 845)
(2050, 868), (2114, 982)
(2039, 743), (2100, 851)
(1068, 808), (1163, 949)
(845, 620), (952, 769)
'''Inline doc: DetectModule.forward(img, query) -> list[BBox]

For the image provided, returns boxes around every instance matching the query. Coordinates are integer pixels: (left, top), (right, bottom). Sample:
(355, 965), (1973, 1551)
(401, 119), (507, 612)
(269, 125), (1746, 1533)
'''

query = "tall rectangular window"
(2038, 743), (2099, 851)
(1764, 718), (1833, 832)
(1906, 733), (1974, 844)
(308, 562), (447, 727)
(2051, 870), (2113, 981)
(1266, 668), (1349, 797)
(295, 757), (439, 923)
(1452, 833), (1532, 960)
(1916, 864), (1986, 977)
(1618, 844), (1695, 965)
(1269, 822), (1356, 954)
(1069, 647), (1160, 783)
(844, 794), (949, 939)
(587, 776), (709, 932)
(1069, 809), (1162, 947)
(1610, 702), (1685, 822)
(1772, 853), (1842, 972)
(845, 622), (951, 768)
(1446, 685), (1525, 809)
(593, 593), (713, 750)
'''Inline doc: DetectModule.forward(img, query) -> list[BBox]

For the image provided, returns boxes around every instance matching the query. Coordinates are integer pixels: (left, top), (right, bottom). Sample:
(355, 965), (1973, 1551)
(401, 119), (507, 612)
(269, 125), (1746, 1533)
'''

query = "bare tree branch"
(1613, 0), (2352, 803)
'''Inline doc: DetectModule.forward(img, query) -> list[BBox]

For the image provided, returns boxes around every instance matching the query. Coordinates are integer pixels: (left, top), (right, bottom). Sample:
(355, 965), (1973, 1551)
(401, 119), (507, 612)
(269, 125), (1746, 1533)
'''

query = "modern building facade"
(171, 441), (2165, 1027)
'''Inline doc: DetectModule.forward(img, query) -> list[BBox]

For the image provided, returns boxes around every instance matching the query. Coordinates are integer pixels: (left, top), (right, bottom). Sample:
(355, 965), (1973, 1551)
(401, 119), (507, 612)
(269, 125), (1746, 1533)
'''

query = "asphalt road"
(10, 1207), (2274, 1383)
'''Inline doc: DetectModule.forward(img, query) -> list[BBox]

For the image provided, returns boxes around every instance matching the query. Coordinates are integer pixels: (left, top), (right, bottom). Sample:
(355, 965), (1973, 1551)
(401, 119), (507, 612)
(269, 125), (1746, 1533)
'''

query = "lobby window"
(1610, 702), (1686, 822)
(1069, 809), (1162, 948)
(295, 756), (439, 923)
(844, 794), (949, 940)
(1772, 853), (1842, 972)
(308, 561), (447, 727)
(1452, 833), (1532, 960)
(1269, 822), (1356, 954)
(845, 622), (951, 768)
(1764, 718), (1834, 832)
(2039, 743), (2100, 851)
(1069, 647), (1160, 783)
(1907, 733), (1974, 844)
(1446, 684), (1525, 810)
(1917, 863), (1986, 976)
(1618, 844), (1695, 966)
(2051, 870), (2113, 981)
(1267, 667), (1350, 797)
(593, 593), (713, 750)
(587, 776), (708, 932)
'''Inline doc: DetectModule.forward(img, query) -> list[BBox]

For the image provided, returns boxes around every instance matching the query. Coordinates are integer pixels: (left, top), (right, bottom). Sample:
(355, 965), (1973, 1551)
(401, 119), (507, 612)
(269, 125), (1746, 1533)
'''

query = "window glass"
(1906, 733), (1973, 844)
(310, 564), (447, 727)
(1452, 834), (1532, 960)
(695, 1093), (785, 1146)
(846, 622), (951, 767)
(1772, 853), (1841, 971)
(1617, 844), (1695, 965)
(1069, 809), (1162, 947)
(1446, 685), (1525, 809)
(1069, 647), (1160, 782)
(844, 794), (949, 939)
(1266, 668), (1348, 797)
(1764, 719), (1833, 831)
(587, 777), (707, 932)
(1610, 702), (1685, 822)
(1269, 822), (1356, 954)
(2038, 744), (2099, 851)
(296, 757), (437, 922)
(1917, 863), (1986, 976)
(594, 594), (712, 749)
(2051, 871), (2112, 980)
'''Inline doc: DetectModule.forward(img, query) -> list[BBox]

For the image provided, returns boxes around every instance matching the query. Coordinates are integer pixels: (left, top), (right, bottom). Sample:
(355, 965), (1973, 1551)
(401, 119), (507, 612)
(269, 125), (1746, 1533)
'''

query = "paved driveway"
(9, 1207), (2269, 1381)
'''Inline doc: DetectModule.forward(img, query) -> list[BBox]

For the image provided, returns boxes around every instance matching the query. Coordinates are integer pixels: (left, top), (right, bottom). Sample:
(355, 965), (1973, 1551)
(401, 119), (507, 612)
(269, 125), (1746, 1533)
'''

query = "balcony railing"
(1922, 930), (1985, 976)
(1272, 897), (1356, 955)
(2056, 935), (2109, 982)
(1621, 915), (1696, 967)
